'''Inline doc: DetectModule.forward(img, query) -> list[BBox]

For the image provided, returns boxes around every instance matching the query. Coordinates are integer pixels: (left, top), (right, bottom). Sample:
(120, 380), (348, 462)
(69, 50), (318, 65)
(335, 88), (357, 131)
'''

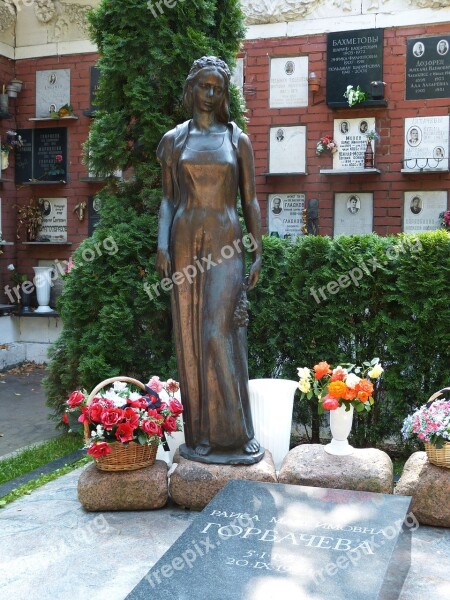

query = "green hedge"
(248, 230), (450, 448)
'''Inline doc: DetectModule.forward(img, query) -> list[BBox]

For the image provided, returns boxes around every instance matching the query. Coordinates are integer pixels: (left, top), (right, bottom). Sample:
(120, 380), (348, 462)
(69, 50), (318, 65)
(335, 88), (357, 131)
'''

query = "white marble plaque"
(403, 116), (449, 172)
(38, 197), (67, 242)
(36, 69), (71, 118)
(268, 193), (305, 239)
(403, 191), (447, 233)
(231, 58), (244, 92)
(334, 192), (373, 236)
(269, 125), (306, 174)
(270, 56), (308, 108)
(333, 117), (376, 170)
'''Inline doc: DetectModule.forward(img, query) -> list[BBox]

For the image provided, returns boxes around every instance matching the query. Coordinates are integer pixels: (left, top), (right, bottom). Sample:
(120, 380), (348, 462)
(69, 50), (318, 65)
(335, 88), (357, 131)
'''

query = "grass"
(0, 433), (84, 485)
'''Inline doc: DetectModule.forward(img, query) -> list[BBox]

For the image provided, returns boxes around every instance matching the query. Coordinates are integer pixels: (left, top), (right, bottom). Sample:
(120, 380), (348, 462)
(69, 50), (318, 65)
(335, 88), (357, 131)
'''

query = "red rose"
(77, 405), (90, 424)
(168, 399), (183, 417)
(67, 390), (85, 408)
(115, 421), (134, 443)
(322, 395), (340, 411)
(63, 413), (69, 425)
(88, 401), (104, 423)
(127, 397), (148, 409)
(87, 441), (111, 458)
(162, 415), (178, 433)
(101, 407), (124, 430)
(123, 407), (139, 429)
(141, 420), (161, 437)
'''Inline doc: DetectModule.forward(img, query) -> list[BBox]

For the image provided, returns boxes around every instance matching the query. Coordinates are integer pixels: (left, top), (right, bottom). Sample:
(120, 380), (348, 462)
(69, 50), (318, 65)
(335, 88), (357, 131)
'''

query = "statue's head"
(183, 56), (231, 124)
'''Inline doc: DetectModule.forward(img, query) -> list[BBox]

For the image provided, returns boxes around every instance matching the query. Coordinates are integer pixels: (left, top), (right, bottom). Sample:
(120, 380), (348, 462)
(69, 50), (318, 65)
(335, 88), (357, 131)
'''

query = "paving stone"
(77, 460), (168, 511)
(394, 451), (450, 527)
(169, 450), (277, 510)
(278, 444), (393, 493)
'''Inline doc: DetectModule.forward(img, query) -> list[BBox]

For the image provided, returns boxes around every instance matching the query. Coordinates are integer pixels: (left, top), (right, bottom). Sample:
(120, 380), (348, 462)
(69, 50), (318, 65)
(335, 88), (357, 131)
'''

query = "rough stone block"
(278, 444), (393, 493)
(394, 451), (450, 527)
(169, 450), (277, 510)
(77, 460), (168, 511)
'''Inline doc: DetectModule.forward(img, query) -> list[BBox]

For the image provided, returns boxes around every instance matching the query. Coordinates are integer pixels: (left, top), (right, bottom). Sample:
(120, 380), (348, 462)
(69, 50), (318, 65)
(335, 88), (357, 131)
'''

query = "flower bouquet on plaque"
(316, 135), (338, 157)
(64, 375), (183, 471)
(297, 359), (383, 415)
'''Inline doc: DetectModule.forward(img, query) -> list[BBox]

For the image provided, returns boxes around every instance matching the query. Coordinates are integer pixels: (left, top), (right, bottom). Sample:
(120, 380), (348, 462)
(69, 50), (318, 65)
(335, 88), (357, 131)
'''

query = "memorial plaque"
(37, 198), (67, 242)
(327, 29), (384, 107)
(268, 193), (305, 239)
(15, 128), (33, 184)
(231, 58), (244, 92)
(334, 193), (374, 236)
(406, 35), (450, 100)
(36, 69), (71, 118)
(88, 66), (100, 114)
(403, 191), (447, 234)
(15, 128), (67, 183)
(333, 117), (376, 171)
(268, 126), (306, 174)
(88, 195), (101, 236)
(403, 116), (449, 172)
(125, 480), (412, 600)
(270, 56), (308, 108)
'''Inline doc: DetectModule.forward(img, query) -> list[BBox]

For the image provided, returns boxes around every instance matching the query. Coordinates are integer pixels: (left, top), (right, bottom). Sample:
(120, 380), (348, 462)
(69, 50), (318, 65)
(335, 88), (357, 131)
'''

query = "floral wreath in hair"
(187, 56), (231, 82)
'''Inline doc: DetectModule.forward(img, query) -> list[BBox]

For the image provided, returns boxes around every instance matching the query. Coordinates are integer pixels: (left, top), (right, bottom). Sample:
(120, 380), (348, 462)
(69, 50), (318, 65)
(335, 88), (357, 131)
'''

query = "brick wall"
(243, 23), (450, 236)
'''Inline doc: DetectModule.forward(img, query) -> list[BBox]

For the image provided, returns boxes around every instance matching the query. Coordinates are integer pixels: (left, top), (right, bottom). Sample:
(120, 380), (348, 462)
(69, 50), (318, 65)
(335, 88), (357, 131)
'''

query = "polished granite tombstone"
(125, 480), (412, 600)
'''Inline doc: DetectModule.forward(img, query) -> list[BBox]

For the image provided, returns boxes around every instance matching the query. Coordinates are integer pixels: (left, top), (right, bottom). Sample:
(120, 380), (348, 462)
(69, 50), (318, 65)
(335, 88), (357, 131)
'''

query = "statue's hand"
(247, 256), (261, 290)
(156, 248), (171, 279)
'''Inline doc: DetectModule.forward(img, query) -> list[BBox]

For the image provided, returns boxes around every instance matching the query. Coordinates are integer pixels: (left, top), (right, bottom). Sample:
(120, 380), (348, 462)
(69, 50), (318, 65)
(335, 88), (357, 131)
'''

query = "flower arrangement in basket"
(401, 388), (450, 468)
(316, 135), (338, 157)
(64, 375), (183, 471)
(297, 359), (384, 414)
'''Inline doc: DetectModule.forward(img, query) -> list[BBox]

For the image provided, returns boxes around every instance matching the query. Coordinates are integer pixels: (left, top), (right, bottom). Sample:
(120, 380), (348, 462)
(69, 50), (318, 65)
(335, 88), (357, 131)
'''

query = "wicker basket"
(85, 376), (158, 472)
(423, 387), (450, 469)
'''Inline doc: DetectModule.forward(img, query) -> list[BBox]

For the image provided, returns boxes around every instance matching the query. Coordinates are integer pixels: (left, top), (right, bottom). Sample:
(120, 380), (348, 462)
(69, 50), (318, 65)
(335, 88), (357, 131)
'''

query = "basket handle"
(84, 376), (148, 441)
(426, 387), (450, 407)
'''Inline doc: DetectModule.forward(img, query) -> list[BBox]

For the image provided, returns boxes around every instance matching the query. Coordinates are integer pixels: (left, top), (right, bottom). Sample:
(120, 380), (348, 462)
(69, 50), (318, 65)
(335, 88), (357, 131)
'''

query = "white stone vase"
(33, 266), (54, 313)
(249, 378), (298, 470)
(324, 404), (354, 456)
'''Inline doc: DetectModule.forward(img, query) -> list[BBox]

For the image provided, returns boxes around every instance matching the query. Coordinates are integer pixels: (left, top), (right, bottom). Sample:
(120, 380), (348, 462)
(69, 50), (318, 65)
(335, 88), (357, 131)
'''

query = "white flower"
(297, 367), (311, 380)
(7, 264), (15, 271)
(103, 390), (124, 407)
(368, 363), (384, 379)
(128, 391), (143, 401)
(345, 373), (361, 389)
(113, 381), (127, 392)
(298, 379), (311, 394)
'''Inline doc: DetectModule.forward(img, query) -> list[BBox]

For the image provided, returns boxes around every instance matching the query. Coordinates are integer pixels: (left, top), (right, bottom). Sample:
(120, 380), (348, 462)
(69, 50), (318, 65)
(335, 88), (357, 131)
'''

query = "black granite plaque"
(327, 29), (384, 107)
(88, 195), (101, 236)
(125, 481), (412, 600)
(15, 128), (33, 184)
(84, 66), (100, 117)
(406, 36), (450, 100)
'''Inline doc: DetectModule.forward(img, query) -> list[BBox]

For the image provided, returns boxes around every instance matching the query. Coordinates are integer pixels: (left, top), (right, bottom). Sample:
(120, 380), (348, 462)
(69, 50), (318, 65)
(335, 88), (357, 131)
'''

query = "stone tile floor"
(0, 465), (449, 600)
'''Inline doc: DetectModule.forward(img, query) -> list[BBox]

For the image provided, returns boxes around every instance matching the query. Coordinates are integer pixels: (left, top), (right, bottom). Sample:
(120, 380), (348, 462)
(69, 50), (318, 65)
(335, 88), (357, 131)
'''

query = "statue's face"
(192, 68), (225, 113)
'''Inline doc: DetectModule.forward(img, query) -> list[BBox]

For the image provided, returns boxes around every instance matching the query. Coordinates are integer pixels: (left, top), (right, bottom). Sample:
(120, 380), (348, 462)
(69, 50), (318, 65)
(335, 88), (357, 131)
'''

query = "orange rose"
(343, 387), (357, 401)
(357, 378), (374, 396)
(357, 390), (369, 402)
(314, 361), (332, 380)
(327, 380), (347, 399)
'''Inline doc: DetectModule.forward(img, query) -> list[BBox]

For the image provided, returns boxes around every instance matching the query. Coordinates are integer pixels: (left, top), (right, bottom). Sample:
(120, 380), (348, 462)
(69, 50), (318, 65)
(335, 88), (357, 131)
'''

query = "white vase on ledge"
(33, 266), (54, 313)
(324, 404), (354, 456)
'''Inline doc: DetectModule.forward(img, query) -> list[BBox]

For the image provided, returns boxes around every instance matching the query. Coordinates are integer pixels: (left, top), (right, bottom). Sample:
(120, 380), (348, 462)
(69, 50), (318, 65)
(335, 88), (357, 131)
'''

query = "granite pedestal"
(77, 460), (168, 511)
(394, 451), (450, 527)
(169, 449), (277, 510)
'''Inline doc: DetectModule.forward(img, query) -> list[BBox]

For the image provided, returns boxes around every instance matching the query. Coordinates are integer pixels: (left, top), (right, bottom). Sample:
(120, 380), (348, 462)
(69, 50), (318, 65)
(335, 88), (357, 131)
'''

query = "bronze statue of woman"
(156, 56), (264, 465)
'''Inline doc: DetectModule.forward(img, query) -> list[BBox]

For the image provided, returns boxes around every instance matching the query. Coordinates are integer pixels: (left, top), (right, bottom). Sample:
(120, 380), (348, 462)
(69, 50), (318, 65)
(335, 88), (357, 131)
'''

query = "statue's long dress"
(164, 124), (255, 454)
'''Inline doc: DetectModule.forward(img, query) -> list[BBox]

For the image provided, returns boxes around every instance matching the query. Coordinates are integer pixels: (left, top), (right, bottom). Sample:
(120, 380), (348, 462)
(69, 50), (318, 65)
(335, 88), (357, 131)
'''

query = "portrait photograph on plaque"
(326, 29), (384, 107)
(269, 56), (308, 108)
(406, 36), (450, 100)
(402, 116), (449, 172)
(333, 117), (376, 171)
(268, 126), (306, 174)
(37, 197), (67, 242)
(36, 69), (71, 118)
(267, 193), (305, 239)
(403, 191), (447, 234)
(334, 192), (373, 237)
